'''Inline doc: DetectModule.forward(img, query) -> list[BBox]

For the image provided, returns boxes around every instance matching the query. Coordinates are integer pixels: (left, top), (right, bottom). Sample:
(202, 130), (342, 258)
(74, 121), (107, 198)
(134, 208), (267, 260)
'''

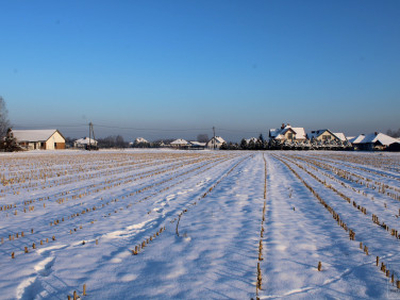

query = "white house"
(12, 129), (66, 150)
(307, 129), (348, 143)
(170, 138), (189, 149)
(74, 137), (98, 149)
(269, 124), (307, 141)
(350, 132), (400, 151)
(134, 137), (148, 144)
(206, 136), (226, 149)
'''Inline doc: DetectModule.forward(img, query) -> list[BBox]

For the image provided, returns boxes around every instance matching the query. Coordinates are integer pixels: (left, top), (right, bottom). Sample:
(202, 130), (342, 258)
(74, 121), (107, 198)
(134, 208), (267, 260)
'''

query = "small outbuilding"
(13, 129), (66, 150)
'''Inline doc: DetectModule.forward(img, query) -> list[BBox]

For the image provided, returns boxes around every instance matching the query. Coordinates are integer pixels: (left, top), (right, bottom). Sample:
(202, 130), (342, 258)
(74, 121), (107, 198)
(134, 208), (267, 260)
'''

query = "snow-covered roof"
(209, 136), (225, 144)
(74, 137), (97, 145)
(307, 129), (347, 142)
(13, 129), (61, 142)
(189, 141), (206, 147)
(307, 130), (326, 140)
(270, 125), (306, 140)
(170, 138), (189, 146)
(135, 137), (148, 144)
(333, 133), (347, 142)
(354, 133), (400, 146)
(348, 135), (365, 144)
(245, 137), (258, 144)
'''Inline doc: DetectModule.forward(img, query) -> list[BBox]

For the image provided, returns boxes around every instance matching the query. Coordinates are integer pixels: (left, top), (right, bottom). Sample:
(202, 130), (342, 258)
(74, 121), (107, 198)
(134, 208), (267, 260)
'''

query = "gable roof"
(269, 125), (306, 140)
(12, 129), (64, 142)
(349, 134), (365, 144)
(189, 141), (206, 147)
(135, 137), (148, 144)
(208, 136), (225, 144)
(307, 129), (347, 141)
(356, 132), (400, 146)
(333, 132), (347, 142)
(74, 137), (97, 145)
(170, 138), (189, 146)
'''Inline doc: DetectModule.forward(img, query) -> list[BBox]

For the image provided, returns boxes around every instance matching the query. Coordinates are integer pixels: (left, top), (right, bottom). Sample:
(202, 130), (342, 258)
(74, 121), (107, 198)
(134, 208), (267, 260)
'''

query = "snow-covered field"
(1, 149), (400, 299)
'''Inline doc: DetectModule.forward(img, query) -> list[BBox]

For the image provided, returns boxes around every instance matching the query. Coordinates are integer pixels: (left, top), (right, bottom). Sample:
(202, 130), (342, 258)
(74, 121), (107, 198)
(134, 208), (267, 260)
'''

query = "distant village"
(2, 123), (400, 152)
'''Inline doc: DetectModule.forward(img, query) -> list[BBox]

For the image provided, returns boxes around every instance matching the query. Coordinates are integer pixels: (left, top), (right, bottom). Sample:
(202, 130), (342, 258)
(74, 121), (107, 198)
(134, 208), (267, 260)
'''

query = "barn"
(12, 129), (66, 150)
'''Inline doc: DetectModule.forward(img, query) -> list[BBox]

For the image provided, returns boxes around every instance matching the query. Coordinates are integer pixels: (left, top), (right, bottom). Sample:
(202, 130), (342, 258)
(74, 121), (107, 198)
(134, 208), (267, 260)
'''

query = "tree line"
(387, 128), (400, 138)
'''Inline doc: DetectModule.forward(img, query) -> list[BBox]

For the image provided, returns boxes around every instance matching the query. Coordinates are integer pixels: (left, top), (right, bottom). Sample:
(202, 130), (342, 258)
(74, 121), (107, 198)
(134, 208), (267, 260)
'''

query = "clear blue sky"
(1, 0), (399, 142)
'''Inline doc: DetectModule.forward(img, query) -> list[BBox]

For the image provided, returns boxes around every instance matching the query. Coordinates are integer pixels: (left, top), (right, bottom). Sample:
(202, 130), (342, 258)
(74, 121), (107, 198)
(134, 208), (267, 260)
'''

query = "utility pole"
(88, 122), (96, 150)
(88, 122), (91, 149)
(213, 126), (216, 150)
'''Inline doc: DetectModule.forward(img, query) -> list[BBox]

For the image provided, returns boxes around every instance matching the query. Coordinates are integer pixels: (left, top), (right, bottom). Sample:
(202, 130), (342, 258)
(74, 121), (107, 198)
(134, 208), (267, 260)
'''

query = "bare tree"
(197, 134), (209, 143)
(0, 96), (10, 139)
(387, 128), (400, 138)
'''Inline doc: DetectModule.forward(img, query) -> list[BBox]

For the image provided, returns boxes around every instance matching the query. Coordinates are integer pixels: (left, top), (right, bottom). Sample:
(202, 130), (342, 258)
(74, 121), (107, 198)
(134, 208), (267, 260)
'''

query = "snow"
(361, 133), (400, 146)
(206, 136), (226, 148)
(245, 137), (258, 143)
(170, 138), (188, 146)
(349, 134), (365, 144)
(333, 132), (347, 142)
(270, 125), (306, 140)
(1, 150), (400, 299)
(74, 137), (97, 146)
(188, 141), (206, 147)
(134, 137), (148, 144)
(349, 133), (399, 146)
(12, 130), (59, 142)
(307, 129), (348, 142)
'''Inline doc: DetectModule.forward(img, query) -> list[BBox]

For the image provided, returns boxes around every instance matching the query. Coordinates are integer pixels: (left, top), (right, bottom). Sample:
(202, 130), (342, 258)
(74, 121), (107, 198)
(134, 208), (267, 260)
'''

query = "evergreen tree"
(240, 139), (248, 150)
(220, 142), (228, 150)
(1, 128), (20, 152)
(248, 139), (256, 150)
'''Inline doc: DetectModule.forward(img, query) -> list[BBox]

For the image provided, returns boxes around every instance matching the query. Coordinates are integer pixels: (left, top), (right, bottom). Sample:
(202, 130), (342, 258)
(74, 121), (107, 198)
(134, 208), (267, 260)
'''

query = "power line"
(13, 122), (266, 135)
(93, 124), (211, 132)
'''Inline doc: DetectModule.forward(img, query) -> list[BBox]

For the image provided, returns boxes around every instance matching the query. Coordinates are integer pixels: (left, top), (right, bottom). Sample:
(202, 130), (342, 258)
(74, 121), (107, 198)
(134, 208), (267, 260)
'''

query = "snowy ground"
(1, 149), (400, 299)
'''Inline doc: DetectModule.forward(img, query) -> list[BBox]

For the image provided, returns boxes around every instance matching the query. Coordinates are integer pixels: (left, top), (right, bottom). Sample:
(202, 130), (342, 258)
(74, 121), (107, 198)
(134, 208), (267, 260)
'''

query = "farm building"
(206, 136), (226, 149)
(74, 137), (98, 149)
(349, 132), (400, 151)
(269, 124), (307, 142)
(12, 129), (66, 150)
